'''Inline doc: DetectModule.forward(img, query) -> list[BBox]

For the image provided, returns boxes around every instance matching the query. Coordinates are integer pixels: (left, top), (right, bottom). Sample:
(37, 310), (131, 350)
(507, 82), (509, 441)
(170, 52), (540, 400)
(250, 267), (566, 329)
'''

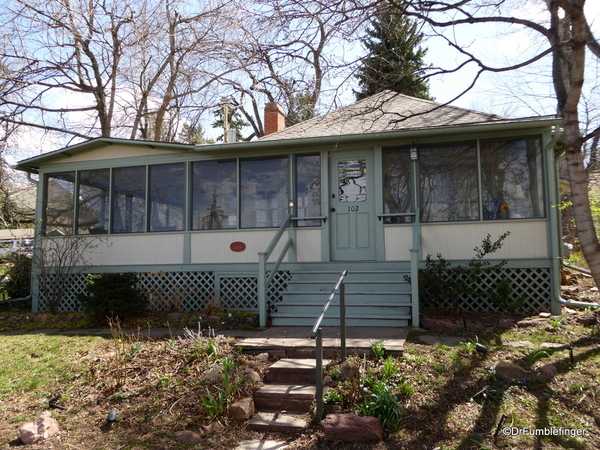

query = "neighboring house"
(15, 91), (563, 327)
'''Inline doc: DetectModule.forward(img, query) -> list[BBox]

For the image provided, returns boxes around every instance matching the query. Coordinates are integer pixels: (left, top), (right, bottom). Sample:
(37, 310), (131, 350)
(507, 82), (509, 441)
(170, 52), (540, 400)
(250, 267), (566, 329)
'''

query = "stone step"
(247, 412), (307, 432)
(253, 384), (316, 412)
(265, 358), (329, 384)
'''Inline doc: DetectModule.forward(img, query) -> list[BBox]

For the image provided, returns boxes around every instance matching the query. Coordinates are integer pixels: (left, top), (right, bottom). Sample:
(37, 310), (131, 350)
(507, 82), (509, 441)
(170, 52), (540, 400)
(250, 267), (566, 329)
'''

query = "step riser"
(265, 372), (317, 384)
(253, 397), (314, 413)
(289, 273), (408, 282)
(274, 305), (411, 316)
(280, 293), (411, 302)
(286, 282), (409, 292)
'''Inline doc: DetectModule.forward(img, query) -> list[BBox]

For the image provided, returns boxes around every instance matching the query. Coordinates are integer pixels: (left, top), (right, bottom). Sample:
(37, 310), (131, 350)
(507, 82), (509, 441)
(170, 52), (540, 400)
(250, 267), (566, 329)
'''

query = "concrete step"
(248, 412), (307, 432)
(265, 358), (329, 384)
(253, 384), (316, 412)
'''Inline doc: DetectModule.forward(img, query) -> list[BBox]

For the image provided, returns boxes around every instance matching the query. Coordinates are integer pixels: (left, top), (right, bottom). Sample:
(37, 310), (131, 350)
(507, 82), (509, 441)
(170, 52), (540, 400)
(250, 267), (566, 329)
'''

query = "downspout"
(558, 262), (600, 308)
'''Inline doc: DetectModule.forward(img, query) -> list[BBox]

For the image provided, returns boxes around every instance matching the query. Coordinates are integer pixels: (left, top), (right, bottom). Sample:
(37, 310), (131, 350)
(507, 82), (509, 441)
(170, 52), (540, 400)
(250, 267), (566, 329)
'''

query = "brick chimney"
(264, 102), (285, 136)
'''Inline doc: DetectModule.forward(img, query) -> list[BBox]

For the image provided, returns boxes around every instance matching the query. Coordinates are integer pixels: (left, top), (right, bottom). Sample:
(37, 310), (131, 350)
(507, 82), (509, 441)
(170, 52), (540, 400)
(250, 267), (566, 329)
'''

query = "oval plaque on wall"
(230, 241), (246, 252)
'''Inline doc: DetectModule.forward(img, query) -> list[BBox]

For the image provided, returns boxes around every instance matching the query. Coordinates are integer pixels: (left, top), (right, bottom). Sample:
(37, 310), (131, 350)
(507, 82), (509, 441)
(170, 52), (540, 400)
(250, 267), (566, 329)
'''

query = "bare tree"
(0, 0), (234, 143)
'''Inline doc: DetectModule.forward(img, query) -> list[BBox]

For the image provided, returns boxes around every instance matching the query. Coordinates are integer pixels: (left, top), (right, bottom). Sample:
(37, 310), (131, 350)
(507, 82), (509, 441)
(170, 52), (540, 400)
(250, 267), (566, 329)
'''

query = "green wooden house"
(15, 91), (564, 327)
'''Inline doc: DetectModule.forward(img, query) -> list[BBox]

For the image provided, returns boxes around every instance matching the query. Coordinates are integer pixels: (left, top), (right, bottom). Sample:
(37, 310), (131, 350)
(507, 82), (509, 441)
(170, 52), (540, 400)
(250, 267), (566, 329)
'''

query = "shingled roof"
(260, 90), (506, 141)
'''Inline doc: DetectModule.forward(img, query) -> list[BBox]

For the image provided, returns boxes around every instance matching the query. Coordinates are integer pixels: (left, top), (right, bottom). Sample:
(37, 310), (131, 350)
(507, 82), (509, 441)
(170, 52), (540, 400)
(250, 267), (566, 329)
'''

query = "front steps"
(271, 265), (412, 327)
(248, 358), (325, 432)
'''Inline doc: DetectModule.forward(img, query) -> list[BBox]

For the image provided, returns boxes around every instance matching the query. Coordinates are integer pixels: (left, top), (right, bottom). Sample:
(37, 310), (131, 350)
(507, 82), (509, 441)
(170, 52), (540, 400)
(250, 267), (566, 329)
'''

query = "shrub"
(357, 379), (403, 433)
(0, 253), (32, 299)
(77, 273), (149, 323)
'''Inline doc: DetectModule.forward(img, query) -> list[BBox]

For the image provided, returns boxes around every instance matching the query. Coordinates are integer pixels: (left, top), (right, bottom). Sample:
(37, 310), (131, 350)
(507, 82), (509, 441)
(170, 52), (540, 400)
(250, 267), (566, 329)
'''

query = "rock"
(322, 414), (383, 442)
(242, 369), (261, 384)
(255, 352), (270, 362)
(19, 411), (60, 445)
(498, 318), (517, 329)
(32, 314), (48, 324)
(323, 375), (333, 386)
(494, 360), (529, 381)
(176, 430), (204, 444)
(415, 408), (428, 419)
(540, 342), (567, 349)
(516, 319), (542, 328)
(539, 364), (558, 380)
(168, 312), (185, 321)
(203, 367), (222, 383)
(421, 317), (459, 333)
(340, 360), (359, 379)
(505, 340), (535, 349)
(230, 397), (254, 421)
(539, 312), (552, 318)
(324, 404), (342, 415)
(576, 314), (597, 327)
(419, 335), (464, 347)
(202, 421), (225, 434)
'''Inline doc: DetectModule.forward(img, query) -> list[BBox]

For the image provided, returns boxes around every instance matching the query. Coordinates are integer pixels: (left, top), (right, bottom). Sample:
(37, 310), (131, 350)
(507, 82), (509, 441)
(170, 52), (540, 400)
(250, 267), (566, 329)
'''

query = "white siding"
(191, 230), (291, 264)
(384, 227), (413, 261)
(421, 221), (548, 260)
(296, 229), (322, 262)
(53, 234), (185, 266)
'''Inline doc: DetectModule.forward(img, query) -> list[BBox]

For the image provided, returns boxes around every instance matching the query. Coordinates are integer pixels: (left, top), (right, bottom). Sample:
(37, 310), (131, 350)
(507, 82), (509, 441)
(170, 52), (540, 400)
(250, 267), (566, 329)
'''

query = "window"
(481, 137), (544, 219)
(77, 169), (110, 234)
(420, 143), (479, 222)
(44, 172), (76, 235)
(296, 154), (321, 226)
(382, 148), (412, 223)
(240, 157), (289, 228)
(149, 164), (185, 232)
(112, 166), (146, 234)
(192, 160), (238, 230)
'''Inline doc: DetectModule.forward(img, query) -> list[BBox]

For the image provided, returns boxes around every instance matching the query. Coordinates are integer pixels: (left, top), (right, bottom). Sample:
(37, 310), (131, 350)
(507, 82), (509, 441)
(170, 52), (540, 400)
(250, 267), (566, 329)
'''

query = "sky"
(5, 0), (600, 161)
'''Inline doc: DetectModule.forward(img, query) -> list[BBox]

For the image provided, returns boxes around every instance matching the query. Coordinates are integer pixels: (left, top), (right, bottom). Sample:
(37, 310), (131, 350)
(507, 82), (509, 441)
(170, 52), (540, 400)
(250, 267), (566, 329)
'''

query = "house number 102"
(347, 206), (360, 212)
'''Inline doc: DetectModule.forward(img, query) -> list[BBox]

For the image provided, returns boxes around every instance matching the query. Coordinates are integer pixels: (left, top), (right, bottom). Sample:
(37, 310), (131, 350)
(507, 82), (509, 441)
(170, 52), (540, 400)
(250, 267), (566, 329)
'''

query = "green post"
(258, 252), (267, 327)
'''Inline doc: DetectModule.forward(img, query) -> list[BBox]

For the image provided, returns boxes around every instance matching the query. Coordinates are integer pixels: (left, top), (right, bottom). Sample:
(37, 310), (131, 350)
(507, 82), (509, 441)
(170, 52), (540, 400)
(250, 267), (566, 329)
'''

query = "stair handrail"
(310, 269), (349, 422)
(257, 212), (294, 327)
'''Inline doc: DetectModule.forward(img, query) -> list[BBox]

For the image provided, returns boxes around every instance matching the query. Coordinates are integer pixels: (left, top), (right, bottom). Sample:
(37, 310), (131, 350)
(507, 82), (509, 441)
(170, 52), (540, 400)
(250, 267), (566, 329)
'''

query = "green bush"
(357, 379), (403, 433)
(0, 253), (32, 299)
(77, 273), (149, 323)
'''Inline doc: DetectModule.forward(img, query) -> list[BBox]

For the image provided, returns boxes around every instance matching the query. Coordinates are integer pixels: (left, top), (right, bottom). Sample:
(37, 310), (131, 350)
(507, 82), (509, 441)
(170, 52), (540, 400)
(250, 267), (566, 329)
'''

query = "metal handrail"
(257, 212), (293, 327)
(310, 269), (348, 422)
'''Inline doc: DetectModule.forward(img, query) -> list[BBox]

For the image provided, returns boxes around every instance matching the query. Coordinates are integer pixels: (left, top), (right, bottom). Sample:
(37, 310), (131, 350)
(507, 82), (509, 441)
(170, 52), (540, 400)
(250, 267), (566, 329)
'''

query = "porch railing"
(310, 269), (349, 422)
(257, 212), (293, 327)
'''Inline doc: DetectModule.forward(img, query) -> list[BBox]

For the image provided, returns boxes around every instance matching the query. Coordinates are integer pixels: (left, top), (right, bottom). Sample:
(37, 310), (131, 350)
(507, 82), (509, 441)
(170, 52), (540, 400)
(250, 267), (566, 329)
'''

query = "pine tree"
(354, 9), (433, 101)
(212, 98), (250, 142)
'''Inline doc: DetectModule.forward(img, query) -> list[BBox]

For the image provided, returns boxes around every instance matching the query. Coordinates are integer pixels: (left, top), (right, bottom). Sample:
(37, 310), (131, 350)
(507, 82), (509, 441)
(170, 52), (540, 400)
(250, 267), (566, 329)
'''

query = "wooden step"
(253, 384), (316, 412)
(248, 412), (306, 432)
(265, 358), (329, 384)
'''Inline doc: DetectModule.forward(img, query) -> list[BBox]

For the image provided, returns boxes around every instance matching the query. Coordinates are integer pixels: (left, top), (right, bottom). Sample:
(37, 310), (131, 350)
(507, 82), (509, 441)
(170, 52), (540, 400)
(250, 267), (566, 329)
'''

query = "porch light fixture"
(288, 200), (295, 208)
(410, 144), (418, 161)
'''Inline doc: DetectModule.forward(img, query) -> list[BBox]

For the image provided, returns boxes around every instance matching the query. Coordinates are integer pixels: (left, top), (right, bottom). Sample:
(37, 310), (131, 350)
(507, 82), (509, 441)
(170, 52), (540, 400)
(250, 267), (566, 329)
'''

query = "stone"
(32, 314), (48, 324)
(494, 360), (529, 381)
(421, 317), (459, 333)
(168, 312), (185, 321)
(540, 342), (568, 349)
(340, 360), (359, 379)
(323, 414), (383, 442)
(505, 340), (535, 349)
(176, 430), (204, 444)
(242, 369), (261, 384)
(18, 411), (60, 445)
(202, 421), (225, 434)
(203, 367), (222, 383)
(539, 312), (552, 318)
(230, 397), (254, 421)
(498, 318), (517, 329)
(323, 375), (333, 386)
(516, 319), (542, 328)
(539, 364), (558, 380)
(576, 314), (597, 327)
(419, 335), (464, 347)
(255, 352), (270, 362)
(324, 404), (342, 415)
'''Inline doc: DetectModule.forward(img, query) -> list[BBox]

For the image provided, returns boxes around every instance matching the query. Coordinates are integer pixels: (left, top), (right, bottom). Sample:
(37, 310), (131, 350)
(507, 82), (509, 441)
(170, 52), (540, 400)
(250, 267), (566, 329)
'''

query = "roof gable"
(260, 90), (506, 141)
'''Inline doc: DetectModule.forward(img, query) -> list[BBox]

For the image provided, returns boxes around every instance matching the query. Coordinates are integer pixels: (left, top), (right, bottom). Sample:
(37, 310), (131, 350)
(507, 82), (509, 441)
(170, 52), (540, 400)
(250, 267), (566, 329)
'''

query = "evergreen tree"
(354, 9), (433, 101)
(212, 99), (250, 142)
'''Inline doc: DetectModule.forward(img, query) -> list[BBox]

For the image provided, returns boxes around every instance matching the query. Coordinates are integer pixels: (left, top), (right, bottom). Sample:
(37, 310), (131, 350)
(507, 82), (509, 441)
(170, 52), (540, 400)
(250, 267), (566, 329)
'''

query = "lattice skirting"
(420, 267), (552, 313)
(37, 271), (289, 314)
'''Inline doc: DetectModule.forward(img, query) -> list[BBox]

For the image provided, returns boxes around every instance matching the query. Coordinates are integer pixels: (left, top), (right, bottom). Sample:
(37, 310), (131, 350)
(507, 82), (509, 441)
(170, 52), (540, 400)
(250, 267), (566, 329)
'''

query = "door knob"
(330, 207), (336, 212)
